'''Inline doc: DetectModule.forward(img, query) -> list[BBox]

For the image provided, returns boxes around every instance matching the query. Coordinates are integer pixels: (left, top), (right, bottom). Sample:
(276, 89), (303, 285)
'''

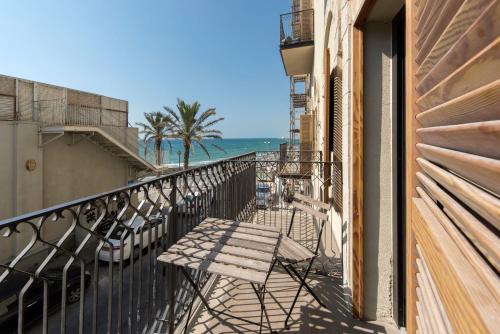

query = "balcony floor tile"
(188, 268), (398, 334)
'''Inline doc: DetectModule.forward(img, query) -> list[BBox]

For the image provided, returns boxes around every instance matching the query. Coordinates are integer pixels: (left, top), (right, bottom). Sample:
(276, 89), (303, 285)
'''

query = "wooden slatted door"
(407, 0), (500, 333)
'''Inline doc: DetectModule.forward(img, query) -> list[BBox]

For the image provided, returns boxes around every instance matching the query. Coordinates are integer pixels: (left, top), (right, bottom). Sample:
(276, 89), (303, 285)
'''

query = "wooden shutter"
(407, 1), (500, 333)
(300, 114), (313, 174)
(331, 69), (343, 213)
(323, 48), (331, 202)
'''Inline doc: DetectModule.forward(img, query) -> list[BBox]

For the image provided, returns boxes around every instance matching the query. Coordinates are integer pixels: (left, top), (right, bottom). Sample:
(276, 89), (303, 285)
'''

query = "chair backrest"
(291, 200), (328, 222)
(287, 194), (330, 254)
(293, 193), (330, 211)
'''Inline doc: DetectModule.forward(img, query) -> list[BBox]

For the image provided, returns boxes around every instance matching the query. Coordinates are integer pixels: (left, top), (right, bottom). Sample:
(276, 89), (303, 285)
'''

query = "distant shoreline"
(140, 138), (288, 166)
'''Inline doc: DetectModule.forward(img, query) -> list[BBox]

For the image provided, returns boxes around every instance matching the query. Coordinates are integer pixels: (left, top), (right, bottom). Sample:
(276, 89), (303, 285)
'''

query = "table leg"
(250, 283), (275, 334)
(181, 268), (268, 329)
(180, 267), (213, 315)
(183, 269), (203, 334)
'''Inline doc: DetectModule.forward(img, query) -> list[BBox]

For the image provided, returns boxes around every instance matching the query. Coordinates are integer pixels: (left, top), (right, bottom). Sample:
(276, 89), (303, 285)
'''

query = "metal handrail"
(0, 152), (255, 226)
(280, 8), (314, 46)
(279, 8), (314, 18)
(0, 152), (256, 334)
(0, 151), (336, 333)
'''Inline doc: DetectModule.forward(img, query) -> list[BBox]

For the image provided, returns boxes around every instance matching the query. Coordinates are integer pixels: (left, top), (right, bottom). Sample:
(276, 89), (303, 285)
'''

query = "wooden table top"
(157, 217), (282, 284)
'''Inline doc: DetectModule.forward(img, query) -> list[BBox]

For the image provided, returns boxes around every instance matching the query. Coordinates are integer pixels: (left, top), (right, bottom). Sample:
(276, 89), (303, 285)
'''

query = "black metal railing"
(280, 9), (314, 47)
(0, 153), (256, 334)
(0, 149), (341, 334)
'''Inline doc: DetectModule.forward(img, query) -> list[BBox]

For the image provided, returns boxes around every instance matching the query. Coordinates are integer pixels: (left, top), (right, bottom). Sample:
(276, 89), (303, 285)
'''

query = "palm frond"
(199, 117), (224, 129)
(192, 108), (216, 128)
(202, 134), (223, 139)
(209, 142), (226, 153)
(193, 140), (211, 158)
(197, 129), (223, 135)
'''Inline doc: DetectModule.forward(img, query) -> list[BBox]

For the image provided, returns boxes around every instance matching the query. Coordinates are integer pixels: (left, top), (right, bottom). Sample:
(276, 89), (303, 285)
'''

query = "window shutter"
(300, 114), (313, 174)
(408, 0), (500, 332)
(331, 69), (343, 213)
(323, 48), (331, 202)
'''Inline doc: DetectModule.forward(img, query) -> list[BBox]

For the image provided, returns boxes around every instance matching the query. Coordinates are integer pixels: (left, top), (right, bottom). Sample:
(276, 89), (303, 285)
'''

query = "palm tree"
(163, 99), (224, 169)
(136, 111), (171, 166)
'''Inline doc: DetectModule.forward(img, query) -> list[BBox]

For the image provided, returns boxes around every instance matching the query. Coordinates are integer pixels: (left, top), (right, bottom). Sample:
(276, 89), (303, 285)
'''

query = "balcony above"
(280, 9), (314, 76)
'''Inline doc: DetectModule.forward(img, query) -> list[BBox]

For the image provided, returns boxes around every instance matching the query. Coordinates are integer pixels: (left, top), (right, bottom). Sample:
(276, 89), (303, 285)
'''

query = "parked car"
(0, 264), (91, 333)
(98, 216), (165, 262)
(176, 191), (217, 217)
(256, 184), (272, 209)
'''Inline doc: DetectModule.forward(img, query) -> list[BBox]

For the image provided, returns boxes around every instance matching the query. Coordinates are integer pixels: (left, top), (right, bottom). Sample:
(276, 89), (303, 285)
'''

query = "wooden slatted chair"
(277, 193), (329, 329)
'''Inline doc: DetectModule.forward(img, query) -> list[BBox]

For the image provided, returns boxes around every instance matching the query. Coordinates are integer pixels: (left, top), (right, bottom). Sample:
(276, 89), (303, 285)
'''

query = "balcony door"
(393, 7), (406, 327)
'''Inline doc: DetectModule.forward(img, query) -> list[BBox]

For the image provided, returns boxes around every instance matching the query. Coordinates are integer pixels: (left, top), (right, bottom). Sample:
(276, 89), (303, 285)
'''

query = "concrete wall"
(0, 122), (43, 220)
(42, 134), (131, 208)
(0, 122), (44, 262)
(363, 22), (395, 321)
(0, 125), (135, 221)
(0, 121), (137, 263)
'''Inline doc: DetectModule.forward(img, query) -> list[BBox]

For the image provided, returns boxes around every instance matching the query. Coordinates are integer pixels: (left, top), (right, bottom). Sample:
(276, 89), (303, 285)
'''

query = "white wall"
(309, 0), (400, 323)
(311, 0), (353, 288)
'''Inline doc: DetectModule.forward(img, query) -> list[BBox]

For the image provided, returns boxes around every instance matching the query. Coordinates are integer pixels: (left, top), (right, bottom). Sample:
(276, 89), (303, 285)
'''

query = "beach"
(141, 138), (287, 167)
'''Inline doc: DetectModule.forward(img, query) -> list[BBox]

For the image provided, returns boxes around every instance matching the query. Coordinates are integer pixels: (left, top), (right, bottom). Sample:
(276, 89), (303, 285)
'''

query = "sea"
(140, 138), (288, 167)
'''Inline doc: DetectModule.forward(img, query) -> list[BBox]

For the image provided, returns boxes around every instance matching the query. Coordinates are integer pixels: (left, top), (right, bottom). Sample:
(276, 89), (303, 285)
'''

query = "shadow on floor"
(188, 267), (398, 334)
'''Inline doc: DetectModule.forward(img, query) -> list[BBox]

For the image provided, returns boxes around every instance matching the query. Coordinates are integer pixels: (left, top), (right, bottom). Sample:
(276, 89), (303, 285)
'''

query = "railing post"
(167, 176), (178, 333)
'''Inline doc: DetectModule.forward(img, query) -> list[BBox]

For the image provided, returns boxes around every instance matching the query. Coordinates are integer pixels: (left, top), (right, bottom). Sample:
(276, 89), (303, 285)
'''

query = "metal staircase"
(40, 125), (156, 171)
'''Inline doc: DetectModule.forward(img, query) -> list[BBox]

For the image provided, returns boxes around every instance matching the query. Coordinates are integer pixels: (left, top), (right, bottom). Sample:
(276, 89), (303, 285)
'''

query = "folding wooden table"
(158, 217), (281, 334)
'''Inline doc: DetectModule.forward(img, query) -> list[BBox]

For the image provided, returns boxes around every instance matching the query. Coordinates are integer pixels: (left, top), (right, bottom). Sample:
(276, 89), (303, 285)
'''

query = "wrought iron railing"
(280, 9), (314, 46)
(0, 153), (256, 334)
(238, 153), (341, 276)
(0, 150), (340, 334)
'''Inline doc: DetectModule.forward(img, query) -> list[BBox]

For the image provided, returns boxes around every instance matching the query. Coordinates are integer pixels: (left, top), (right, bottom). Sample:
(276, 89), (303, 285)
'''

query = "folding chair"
(276, 193), (330, 329)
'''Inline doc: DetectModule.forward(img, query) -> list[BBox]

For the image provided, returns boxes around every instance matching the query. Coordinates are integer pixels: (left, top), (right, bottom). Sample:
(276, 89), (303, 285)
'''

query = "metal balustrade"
(36, 100), (144, 155)
(280, 9), (314, 47)
(0, 150), (337, 334)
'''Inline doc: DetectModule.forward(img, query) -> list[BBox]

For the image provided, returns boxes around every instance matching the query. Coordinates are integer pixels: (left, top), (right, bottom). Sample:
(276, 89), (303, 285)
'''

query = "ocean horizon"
(140, 138), (288, 167)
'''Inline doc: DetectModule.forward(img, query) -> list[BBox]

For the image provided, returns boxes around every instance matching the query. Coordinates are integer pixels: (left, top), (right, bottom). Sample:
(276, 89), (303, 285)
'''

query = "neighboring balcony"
(280, 9), (315, 76)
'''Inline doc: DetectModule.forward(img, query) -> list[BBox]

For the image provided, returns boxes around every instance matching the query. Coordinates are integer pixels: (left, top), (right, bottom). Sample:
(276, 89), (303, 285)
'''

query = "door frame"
(352, 0), (409, 321)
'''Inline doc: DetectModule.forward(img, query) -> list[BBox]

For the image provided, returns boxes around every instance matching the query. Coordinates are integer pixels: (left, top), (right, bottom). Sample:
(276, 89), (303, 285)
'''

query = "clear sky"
(0, 0), (292, 138)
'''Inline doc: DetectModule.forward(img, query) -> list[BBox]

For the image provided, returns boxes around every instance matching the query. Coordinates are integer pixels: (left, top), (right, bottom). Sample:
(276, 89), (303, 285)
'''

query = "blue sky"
(0, 1), (292, 138)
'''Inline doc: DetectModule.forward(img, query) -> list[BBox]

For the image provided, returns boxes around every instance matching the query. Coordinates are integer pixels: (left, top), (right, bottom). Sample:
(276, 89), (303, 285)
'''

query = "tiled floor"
(187, 208), (398, 334)
(181, 209), (399, 334)
(188, 268), (399, 334)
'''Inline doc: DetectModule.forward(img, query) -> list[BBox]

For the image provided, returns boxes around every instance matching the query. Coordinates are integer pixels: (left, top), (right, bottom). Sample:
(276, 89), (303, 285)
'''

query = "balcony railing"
(280, 9), (314, 47)
(36, 99), (143, 155)
(0, 150), (339, 334)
